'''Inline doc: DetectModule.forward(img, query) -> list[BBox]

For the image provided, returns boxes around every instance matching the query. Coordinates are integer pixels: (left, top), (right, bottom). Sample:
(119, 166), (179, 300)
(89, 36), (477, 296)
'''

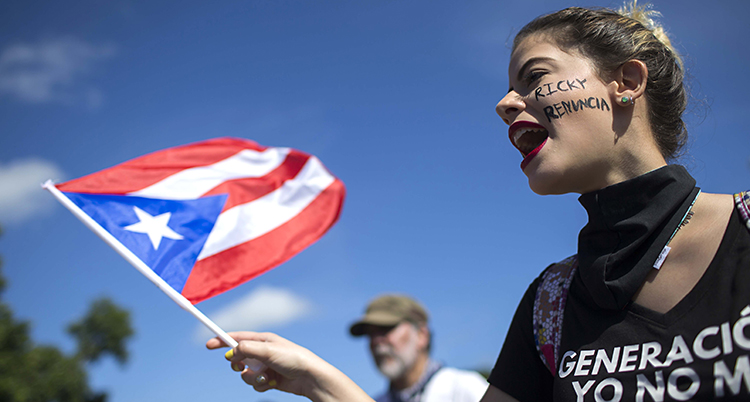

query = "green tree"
(68, 298), (133, 365)
(0, 231), (134, 402)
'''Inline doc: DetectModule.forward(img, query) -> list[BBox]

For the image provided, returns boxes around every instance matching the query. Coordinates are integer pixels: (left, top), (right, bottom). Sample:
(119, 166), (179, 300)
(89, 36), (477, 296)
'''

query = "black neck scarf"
(577, 165), (699, 310)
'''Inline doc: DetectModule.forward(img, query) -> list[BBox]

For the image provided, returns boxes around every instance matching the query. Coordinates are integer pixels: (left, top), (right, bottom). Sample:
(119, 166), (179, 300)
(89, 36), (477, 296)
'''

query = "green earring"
(621, 96), (630, 104)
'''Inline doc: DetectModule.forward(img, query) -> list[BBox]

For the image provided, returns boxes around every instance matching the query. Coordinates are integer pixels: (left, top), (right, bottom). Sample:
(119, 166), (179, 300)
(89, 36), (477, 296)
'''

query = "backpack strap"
(735, 191), (750, 231)
(533, 255), (578, 376)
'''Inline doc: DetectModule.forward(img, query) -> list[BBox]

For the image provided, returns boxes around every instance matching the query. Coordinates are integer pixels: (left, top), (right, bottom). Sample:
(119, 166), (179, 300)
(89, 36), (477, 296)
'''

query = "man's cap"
(349, 294), (429, 336)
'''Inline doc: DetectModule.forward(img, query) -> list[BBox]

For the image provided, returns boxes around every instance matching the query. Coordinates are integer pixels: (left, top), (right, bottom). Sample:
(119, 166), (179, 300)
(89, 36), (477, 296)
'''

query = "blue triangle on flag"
(63, 192), (228, 293)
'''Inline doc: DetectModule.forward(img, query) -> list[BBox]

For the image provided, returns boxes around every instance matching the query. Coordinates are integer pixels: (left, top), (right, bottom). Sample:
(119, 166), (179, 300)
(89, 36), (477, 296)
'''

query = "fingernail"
(231, 363), (243, 372)
(268, 380), (277, 387)
(224, 349), (234, 360)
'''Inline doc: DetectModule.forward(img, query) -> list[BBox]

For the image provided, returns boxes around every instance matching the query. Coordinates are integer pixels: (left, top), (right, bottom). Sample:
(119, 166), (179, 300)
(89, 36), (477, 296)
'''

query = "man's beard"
(372, 334), (419, 380)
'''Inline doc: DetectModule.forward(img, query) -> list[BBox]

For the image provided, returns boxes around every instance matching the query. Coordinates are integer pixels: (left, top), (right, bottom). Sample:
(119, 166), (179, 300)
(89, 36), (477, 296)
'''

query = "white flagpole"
(43, 180), (264, 372)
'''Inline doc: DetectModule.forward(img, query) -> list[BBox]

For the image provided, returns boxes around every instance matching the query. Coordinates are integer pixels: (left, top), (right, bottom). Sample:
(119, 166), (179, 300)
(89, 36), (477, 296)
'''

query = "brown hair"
(513, 1), (687, 159)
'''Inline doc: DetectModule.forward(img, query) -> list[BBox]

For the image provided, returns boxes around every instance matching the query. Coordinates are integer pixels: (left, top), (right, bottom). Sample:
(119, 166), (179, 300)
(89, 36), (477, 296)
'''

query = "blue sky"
(1, 1), (748, 401)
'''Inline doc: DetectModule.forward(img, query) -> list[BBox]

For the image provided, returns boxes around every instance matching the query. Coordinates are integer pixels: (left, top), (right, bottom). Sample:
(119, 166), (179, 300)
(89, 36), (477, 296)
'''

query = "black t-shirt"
(490, 208), (750, 401)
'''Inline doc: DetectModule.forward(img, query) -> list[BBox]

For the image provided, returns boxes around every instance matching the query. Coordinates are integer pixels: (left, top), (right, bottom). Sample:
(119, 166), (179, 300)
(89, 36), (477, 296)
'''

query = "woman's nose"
(496, 91), (525, 125)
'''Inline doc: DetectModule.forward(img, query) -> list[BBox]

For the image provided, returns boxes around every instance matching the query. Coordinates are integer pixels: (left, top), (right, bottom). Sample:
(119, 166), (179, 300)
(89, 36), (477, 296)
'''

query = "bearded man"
(349, 294), (488, 402)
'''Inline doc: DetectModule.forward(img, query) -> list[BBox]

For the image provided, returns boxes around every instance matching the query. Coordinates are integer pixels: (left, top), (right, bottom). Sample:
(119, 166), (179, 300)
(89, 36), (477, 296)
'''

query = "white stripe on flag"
(197, 156), (335, 260)
(128, 147), (291, 200)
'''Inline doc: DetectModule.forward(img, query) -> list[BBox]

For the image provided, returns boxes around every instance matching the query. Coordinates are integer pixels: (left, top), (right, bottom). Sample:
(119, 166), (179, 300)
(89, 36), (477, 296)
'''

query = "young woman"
(485, 4), (748, 401)
(208, 3), (750, 401)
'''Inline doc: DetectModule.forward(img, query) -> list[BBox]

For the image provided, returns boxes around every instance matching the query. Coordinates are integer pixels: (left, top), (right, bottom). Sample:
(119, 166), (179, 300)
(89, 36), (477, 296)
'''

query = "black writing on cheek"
(535, 86), (544, 101)
(560, 100), (572, 115)
(544, 83), (558, 97)
(535, 77), (589, 102)
(548, 97), (610, 121)
(544, 106), (558, 122)
(571, 99), (585, 112)
(554, 103), (566, 118)
(601, 98), (610, 111)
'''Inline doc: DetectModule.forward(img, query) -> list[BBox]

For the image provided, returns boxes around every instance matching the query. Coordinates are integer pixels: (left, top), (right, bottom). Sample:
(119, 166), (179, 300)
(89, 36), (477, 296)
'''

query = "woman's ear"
(611, 59), (648, 105)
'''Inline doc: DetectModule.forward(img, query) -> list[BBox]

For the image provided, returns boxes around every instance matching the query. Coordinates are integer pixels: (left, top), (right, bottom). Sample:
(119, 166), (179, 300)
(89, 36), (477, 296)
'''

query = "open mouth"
(511, 126), (548, 157)
(509, 122), (549, 170)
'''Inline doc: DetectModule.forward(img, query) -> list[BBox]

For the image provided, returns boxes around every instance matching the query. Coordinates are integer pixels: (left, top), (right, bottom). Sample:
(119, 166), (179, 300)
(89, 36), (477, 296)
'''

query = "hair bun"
(618, 1), (682, 68)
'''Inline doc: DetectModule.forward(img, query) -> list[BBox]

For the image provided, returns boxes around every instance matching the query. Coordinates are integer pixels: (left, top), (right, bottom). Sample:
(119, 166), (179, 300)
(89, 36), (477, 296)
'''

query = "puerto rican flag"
(54, 137), (345, 304)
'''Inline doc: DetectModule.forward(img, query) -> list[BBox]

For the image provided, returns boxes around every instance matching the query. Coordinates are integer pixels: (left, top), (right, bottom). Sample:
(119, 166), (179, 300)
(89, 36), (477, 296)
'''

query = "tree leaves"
(0, 237), (134, 401)
(68, 298), (133, 365)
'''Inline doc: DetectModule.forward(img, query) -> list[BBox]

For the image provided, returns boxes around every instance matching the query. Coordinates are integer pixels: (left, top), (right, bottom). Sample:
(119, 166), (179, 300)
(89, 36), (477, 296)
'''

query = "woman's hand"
(207, 331), (374, 402)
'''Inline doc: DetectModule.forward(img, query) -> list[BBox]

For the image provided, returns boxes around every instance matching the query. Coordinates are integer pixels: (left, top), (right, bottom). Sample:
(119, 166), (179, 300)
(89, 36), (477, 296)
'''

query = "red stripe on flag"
(201, 149), (311, 212)
(181, 179), (346, 304)
(57, 138), (267, 194)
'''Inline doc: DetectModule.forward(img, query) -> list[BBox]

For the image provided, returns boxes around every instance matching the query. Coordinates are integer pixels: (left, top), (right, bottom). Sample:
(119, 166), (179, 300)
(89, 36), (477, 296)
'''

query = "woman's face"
(497, 35), (623, 195)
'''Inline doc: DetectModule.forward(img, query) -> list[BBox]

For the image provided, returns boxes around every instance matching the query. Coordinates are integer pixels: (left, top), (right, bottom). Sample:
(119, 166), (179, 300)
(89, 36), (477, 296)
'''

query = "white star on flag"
(124, 206), (184, 250)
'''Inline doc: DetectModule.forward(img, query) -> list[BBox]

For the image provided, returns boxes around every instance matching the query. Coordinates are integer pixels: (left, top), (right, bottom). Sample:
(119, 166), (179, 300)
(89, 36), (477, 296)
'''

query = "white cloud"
(0, 37), (115, 107)
(0, 158), (65, 225)
(195, 286), (313, 342)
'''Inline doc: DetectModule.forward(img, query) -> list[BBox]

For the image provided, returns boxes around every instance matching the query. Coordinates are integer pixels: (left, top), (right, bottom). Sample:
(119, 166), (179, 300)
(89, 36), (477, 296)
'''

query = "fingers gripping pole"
(42, 181), (265, 373)
(214, 331), (265, 373)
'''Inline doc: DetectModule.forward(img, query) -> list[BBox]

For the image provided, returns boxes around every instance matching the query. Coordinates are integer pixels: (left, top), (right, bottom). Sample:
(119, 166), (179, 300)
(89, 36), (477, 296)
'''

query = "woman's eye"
(524, 71), (547, 85)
